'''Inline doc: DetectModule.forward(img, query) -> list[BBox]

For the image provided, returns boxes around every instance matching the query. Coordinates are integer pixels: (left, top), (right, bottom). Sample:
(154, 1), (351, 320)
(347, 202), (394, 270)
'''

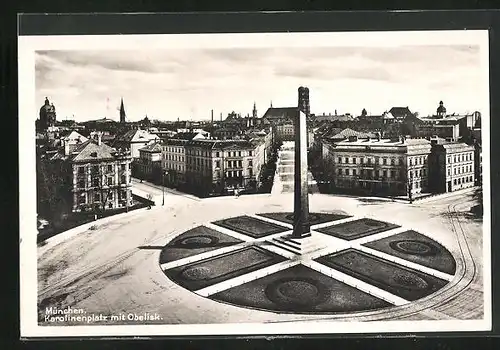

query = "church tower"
(436, 100), (447, 118)
(119, 98), (126, 123)
(39, 97), (57, 131)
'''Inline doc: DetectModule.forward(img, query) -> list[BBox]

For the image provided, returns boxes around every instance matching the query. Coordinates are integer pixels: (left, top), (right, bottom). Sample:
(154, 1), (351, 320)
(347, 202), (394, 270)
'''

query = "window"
(345, 169), (349, 175)
(383, 170), (387, 178)
(107, 177), (113, 186)
(249, 151), (253, 156)
(399, 158), (403, 165)
(108, 192), (113, 200)
(92, 165), (99, 174)
(383, 158), (387, 165)
(409, 158), (413, 166)
(78, 180), (85, 188)
(454, 179), (457, 185)
(249, 168), (253, 176)
(368, 158), (372, 165)
(78, 166), (85, 174)
(361, 158), (365, 164)
(423, 168), (426, 176)
(94, 193), (101, 202)
(238, 151), (242, 157)
(121, 175), (126, 184)
(249, 160), (253, 167)
(353, 169), (357, 176)
(338, 157), (342, 164)
(216, 152), (220, 157)
(454, 168), (457, 175)
(216, 160), (220, 168)
(78, 194), (86, 204)
(238, 160), (242, 167)
(92, 178), (99, 187)
(353, 158), (357, 164)
(338, 169), (342, 175)
(345, 157), (349, 164)
(391, 158), (395, 165)
(121, 164), (126, 171)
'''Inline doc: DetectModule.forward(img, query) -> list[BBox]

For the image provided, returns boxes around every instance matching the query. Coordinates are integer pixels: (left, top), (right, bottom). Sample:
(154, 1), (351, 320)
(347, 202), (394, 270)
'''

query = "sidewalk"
(131, 178), (200, 201)
(414, 186), (478, 203)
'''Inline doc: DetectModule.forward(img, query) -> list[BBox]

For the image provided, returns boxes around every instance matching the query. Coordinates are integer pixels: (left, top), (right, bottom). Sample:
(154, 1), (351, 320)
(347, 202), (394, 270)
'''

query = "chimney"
(64, 140), (70, 156)
(97, 132), (102, 146)
(220, 112), (222, 122)
(211, 110), (214, 124)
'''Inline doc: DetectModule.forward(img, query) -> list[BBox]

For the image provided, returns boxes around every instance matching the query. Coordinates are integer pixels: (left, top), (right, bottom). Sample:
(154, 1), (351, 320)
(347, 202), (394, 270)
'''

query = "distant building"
(119, 98), (126, 123)
(162, 139), (189, 188)
(113, 129), (160, 158)
(414, 123), (460, 141)
(39, 97), (57, 131)
(389, 106), (413, 121)
(428, 140), (475, 193)
(136, 141), (163, 183)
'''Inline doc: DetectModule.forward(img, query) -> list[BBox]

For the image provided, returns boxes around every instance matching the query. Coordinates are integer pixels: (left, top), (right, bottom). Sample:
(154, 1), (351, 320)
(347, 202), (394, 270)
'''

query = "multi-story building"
(162, 139), (188, 188)
(184, 139), (259, 196)
(34, 131), (135, 215)
(428, 141), (475, 193)
(322, 136), (431, 196)
(136, 141), (163, 183)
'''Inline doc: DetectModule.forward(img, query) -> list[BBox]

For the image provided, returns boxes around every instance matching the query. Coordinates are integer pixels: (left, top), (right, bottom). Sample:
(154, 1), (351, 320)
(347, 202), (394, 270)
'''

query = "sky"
(35, 45), (485, 122)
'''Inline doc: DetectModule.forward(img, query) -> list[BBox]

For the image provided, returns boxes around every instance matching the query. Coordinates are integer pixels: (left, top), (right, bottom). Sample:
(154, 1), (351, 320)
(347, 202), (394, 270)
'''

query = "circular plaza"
(37, 190), (483, 325)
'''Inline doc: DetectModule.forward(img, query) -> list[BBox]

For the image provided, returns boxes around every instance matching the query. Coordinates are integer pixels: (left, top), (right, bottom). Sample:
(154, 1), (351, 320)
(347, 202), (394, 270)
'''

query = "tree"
(36, 157), (73, 226)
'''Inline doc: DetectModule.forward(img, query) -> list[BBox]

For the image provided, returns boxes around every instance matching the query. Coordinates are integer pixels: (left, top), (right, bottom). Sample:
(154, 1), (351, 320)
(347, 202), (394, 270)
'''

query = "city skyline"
(36, 45), (484, 122)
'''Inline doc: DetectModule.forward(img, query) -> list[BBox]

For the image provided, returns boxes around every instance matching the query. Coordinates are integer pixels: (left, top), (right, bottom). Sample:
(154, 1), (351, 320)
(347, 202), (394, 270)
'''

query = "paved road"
(131, 178), (200, 207)
(36, 190), (485, 329)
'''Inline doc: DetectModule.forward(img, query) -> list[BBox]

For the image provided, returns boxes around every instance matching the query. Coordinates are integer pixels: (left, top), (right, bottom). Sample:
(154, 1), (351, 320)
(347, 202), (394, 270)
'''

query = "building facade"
(136, 142), (163, 183)
(428, 141), (475, 193)
(70, 138), (133, 213)
(162, 139), (188, 188)
(322, 136), (431, 197)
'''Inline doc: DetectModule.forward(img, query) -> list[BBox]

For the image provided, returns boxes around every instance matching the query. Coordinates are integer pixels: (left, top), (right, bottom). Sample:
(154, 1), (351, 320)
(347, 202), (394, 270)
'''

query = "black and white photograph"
(19, 30), (491, 337)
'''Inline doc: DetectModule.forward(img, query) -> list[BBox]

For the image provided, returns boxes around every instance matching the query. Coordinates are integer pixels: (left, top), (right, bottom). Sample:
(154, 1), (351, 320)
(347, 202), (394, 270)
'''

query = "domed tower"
(437, 101), (447, 117)
(39, 97), (57, 131)
(298, 86), (310, 116)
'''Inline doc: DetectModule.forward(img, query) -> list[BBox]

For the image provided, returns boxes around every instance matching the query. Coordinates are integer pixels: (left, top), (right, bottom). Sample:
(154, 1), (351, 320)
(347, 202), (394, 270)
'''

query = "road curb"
(39, 207), (152, 251)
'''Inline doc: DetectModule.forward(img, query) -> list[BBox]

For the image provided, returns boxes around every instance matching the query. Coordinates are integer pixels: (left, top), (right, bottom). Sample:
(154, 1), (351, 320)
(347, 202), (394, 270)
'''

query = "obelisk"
(292, 109), (311, 238)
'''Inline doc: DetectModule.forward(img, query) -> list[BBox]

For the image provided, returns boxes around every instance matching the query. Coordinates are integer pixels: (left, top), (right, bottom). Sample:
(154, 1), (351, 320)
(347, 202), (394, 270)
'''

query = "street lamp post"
(162, 170), (166, 206)
(408, 168), (413, 204)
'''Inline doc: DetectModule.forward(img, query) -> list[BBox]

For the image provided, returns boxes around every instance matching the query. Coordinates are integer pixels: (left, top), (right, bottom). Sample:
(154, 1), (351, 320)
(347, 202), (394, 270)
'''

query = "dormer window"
(91, 152), (98, 157)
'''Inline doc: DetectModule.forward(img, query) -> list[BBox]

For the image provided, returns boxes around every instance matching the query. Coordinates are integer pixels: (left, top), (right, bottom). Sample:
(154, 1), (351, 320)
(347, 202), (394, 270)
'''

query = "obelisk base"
(270, 233), (328, 256)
